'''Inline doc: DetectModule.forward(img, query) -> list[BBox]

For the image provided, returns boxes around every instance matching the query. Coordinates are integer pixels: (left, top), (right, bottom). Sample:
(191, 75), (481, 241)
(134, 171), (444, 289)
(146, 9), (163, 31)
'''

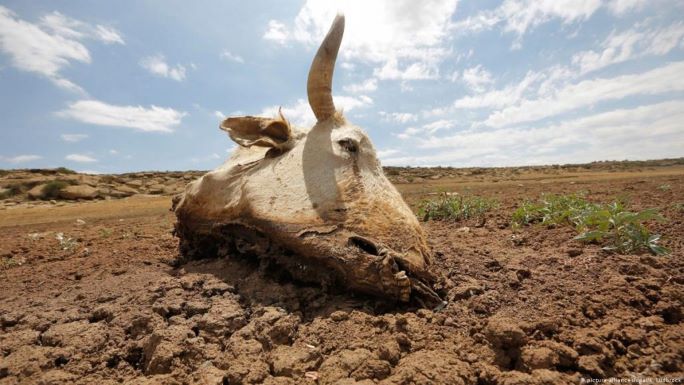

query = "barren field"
(1, 162), (683, 385)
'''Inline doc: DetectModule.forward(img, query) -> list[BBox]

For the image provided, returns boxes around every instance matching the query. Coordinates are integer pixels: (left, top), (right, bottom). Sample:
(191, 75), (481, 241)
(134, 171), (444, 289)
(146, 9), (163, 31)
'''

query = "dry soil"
(0, 164), (682, 385)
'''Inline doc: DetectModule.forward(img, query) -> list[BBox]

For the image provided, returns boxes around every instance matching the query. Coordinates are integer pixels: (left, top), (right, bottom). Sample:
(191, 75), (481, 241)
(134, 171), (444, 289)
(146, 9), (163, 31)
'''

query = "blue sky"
(0, 0), (683, 173)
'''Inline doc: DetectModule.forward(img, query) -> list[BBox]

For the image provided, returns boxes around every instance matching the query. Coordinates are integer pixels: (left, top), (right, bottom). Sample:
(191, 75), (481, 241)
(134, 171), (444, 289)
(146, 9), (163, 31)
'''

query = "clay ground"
(0, 165), (683, 385)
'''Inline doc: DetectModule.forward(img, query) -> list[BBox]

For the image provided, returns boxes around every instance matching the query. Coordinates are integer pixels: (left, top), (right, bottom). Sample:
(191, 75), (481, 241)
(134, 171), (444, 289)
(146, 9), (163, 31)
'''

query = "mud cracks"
(0, 170), (682, 384)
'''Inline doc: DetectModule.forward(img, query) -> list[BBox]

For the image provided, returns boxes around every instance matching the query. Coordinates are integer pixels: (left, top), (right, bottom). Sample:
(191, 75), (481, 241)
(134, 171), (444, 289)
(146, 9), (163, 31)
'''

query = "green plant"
(512, 194), (669, 255)
(55, 232), (78, 252)
(511, 192), (595, 229)
(42, 180), (70, 199)
(54, 167), (76, 174)
(0, 255), (26, 269)
(674, 202), (684, 213)
(99, 228), (113, 238)
(574, 203), (668, 255)
(0, 184), (21, 199)
(418, 192), (498, 222)
(657, 184), (671, 191)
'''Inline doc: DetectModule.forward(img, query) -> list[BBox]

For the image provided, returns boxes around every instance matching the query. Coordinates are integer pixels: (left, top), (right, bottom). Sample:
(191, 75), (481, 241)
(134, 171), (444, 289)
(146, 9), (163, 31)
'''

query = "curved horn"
(307, 14), (345, 122)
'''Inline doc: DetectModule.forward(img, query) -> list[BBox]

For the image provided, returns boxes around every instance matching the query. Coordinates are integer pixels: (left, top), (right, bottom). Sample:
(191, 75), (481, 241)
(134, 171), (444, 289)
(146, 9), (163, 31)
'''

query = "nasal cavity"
(348, 236), (379, 256)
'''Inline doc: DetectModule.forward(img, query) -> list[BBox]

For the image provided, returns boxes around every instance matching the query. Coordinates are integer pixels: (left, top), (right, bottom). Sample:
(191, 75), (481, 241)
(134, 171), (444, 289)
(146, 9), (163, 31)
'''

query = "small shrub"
(0, 255), (26, 269)
(384, 168), (400, 176)
(674, 202), (684, 213)
(99, 175), (117, 184)
(419, 192), (498, 222)
(0, 184), (22, 199)
(512, 194), (668, 255)
(55, 167), (76, 174)
(55, 232), (78, 252)
(657, 184), (671, 191)
(42, 180), (70, 199)
(99, 228), (113, 238)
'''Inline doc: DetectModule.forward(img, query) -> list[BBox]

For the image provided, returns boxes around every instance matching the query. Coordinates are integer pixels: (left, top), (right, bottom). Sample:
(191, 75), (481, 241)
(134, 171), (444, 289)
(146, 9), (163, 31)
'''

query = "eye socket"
(337, 138), (358, 153)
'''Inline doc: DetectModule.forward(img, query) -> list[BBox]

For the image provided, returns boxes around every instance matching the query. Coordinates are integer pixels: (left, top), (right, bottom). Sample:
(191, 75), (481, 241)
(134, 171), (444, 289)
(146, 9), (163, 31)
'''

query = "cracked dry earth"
(0, 168), (683, 385)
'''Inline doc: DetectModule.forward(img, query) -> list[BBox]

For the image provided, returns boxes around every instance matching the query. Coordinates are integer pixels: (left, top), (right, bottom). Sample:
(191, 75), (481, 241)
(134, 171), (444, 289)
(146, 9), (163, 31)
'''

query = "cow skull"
(174, 15), (441, 305)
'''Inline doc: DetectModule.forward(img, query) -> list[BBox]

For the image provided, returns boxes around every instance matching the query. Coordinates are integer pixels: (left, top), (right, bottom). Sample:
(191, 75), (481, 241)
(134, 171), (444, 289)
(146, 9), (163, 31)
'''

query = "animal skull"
(174, 15), (441, 305)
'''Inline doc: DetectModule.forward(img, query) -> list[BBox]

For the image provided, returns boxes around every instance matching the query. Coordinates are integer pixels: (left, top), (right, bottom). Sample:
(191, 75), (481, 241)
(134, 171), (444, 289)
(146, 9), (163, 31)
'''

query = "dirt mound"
(0, 165), (682, 384)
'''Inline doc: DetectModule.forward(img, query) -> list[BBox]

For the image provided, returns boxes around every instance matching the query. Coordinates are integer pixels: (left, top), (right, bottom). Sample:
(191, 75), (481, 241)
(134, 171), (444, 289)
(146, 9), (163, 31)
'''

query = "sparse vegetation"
(419, 192), (498, 222)
(674, 202), (684, 213)
(99, 175), (117, 184)
(55, 232), (78, 252)
(657, 184), (671, 191)
(99, 228), (113, 238)
(42, 180), (71, 199)
(55, 167), (76, 174)
(1, 254), (26, 269)
(512, 193), (669, 255)
(0, 184), (22, 199)
(511, 193), (594, 228)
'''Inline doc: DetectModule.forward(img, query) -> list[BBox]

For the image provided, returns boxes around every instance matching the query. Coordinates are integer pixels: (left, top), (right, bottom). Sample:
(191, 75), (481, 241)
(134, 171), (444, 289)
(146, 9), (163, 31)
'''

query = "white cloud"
(422, 119), (457, 134)
(58, 99), (187, 133)
(447, 70), (459, 82)
(65, 153), (97, 163)
(140, 55), (187, 82)
(39, 11), (86, 39)
(265, 0), (457, 82)
(373, 58), (440, 81)
(191, 152), (223, 164)
(214, 110), (225, 120)
(394, 119), (457, 139)
(220, 50), (244, 63)
(396, 126), (421, 140)
(263, 20), (289, 44)
(109, 149), (118, 155)
(453, 0), (602, 47)
(260, 99), (315, 127)
(573, 22), (684, 75)
(606, 0), (647, 15)
(386, 100), (684, 166)
(260, 95), (372, 127)
(60, 133), (88, 142)
(2, 154), (42, 164)
(452, 0), (672, 48)
(0, 7), (123, 92)
(340, 62), (356, 70)
(335, 95), (373, 111)
(343, 78), (378, 93)
(450, 22), (684, 115)
(94, 25), (124, 45)
(40, 11), (124, 45)
(377, 148), (399, 160)
(0, 6), (89, 92)
(454, 70), (544, 109)
(461, 65), (494, 93)
(379, 111), (418, 123)
(484, 61), (684, 128)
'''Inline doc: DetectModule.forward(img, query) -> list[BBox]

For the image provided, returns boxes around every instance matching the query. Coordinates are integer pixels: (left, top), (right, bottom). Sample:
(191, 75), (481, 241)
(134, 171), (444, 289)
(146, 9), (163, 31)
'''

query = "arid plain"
(1, 160), (682, 384)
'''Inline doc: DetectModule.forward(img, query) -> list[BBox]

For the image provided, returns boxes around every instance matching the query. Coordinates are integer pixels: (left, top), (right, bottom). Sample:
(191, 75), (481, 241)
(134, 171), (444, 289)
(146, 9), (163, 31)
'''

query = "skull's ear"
(220, 109), (291, 149)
